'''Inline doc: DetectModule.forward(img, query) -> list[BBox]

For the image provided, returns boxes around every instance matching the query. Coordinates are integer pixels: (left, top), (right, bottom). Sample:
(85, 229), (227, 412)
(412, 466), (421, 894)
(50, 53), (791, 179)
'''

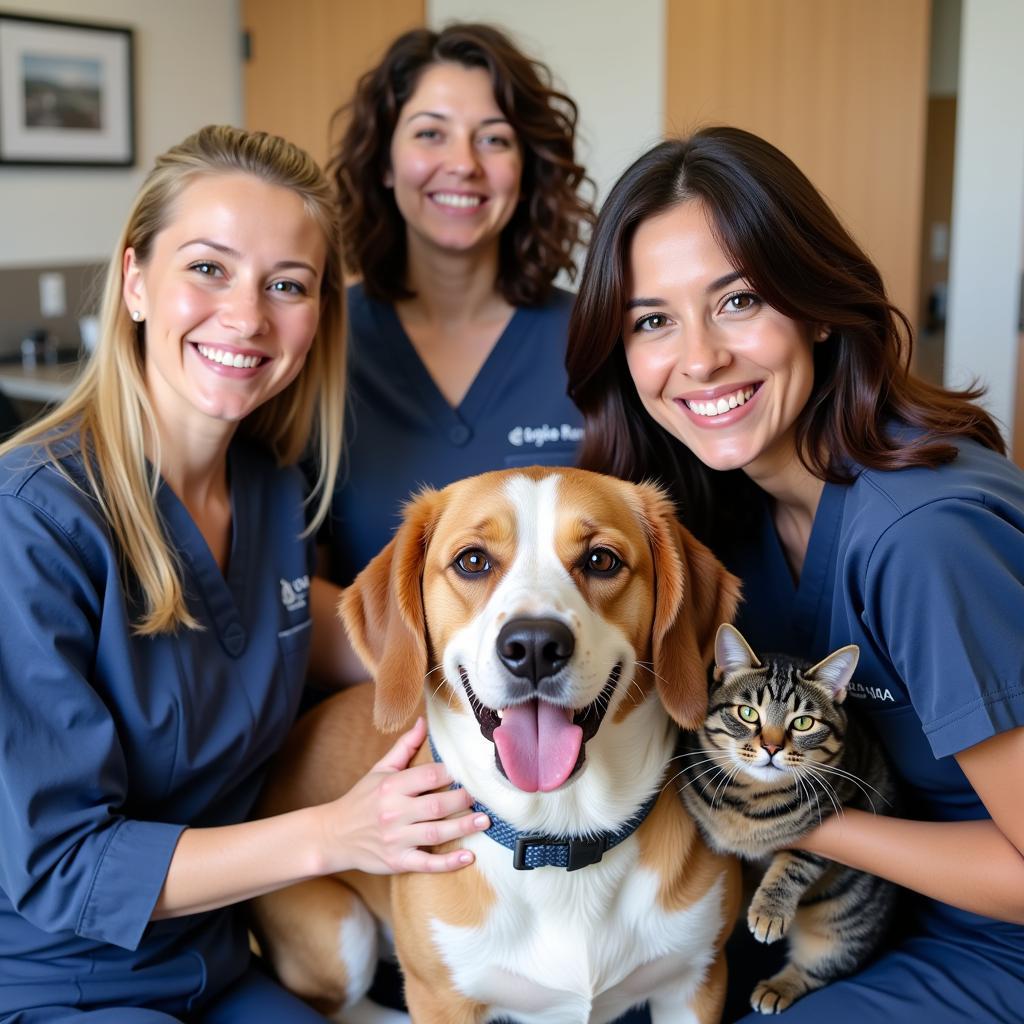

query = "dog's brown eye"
(454, 549), (491, 576)
(585, 547), (621, 575)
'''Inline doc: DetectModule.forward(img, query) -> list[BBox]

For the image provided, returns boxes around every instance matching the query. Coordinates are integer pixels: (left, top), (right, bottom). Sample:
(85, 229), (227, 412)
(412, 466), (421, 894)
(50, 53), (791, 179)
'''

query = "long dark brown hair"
(567, 127), (1004, 545)
(331, 23), (594, 308)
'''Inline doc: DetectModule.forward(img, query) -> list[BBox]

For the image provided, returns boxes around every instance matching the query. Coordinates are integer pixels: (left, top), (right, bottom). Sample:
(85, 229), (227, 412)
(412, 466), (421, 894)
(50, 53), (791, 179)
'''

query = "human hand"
(320, 716), (489, 875)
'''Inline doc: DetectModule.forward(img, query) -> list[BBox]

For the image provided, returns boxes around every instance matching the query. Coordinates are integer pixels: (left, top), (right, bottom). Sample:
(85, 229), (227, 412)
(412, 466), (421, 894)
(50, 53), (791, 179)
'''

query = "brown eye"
(454, 549), (491, 576)
(585, 547), (621, 576)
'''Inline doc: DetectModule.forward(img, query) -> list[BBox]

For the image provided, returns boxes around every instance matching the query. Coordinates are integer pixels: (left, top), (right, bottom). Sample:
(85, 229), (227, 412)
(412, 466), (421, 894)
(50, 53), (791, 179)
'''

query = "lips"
(459, 665), (621, 793)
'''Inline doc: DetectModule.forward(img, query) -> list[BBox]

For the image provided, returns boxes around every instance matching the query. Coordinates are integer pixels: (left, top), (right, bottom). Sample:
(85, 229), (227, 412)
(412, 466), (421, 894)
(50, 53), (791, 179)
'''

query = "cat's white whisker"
(801, 764), (844, 820)
(808, 762), (892, 813)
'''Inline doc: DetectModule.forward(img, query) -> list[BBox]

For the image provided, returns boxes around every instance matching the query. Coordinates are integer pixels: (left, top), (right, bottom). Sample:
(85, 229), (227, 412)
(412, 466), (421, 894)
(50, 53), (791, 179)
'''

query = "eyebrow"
(405, 111), (512, 127)
(625, 270), (744, 310)
(178, 238), (319, 276)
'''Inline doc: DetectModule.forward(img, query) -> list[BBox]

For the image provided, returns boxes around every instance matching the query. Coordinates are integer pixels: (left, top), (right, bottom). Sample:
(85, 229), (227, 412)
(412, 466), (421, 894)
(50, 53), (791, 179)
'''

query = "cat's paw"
(747, 904), (792, 944)
(750, 977), (804, 1014)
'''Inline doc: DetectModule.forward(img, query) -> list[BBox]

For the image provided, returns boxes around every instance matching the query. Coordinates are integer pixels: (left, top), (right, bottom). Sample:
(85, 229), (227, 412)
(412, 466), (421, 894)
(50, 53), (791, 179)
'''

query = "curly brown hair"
(330, 23), (594, 308)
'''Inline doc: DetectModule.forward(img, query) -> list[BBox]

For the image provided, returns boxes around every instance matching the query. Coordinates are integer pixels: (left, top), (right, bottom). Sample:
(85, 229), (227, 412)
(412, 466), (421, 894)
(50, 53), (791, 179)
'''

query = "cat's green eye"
(737, 705), (759, 723)
(791, 715), (815, 731)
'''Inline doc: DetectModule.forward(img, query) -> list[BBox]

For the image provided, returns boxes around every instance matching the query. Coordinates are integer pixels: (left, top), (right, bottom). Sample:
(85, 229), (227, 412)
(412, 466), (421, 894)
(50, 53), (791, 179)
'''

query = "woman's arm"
(153, 717), (488, 919)
(792, 726), (1024, 924)
(307, 575), (368, 687)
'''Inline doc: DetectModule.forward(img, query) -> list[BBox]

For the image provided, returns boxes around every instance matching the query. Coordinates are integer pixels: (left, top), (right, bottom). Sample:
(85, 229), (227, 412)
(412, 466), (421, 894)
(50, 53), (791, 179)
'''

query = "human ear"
(122, 248), (147, 321)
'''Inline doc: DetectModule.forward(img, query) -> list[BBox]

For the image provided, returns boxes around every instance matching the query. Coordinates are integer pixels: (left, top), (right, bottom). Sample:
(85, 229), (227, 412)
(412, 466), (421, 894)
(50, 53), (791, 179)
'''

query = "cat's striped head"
(705, 624), (859, 786)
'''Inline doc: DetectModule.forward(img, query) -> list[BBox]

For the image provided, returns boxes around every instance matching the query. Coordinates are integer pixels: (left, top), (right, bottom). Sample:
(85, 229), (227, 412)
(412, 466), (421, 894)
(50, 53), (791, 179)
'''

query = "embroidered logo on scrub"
(280, 574), (310, 612)
(507, 423), (584, 448)
(847, 681), (897, 703)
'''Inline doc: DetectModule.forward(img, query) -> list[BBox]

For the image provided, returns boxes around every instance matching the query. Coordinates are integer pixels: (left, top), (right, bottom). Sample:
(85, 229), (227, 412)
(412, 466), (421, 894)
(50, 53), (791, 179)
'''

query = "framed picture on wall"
(0, 12), (134, 167)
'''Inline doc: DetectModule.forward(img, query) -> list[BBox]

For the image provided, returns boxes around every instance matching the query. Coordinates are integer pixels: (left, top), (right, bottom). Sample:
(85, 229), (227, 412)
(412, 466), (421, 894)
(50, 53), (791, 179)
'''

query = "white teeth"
(686, 386), (755, 418)
(196, 343), (262, 369)
(432, 192), (483, 208)
(497, 708), (504, 719)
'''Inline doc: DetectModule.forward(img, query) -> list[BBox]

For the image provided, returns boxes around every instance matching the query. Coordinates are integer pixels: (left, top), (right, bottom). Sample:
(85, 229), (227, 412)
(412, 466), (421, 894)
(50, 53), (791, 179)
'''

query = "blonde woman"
(0, 126), (487, 1023)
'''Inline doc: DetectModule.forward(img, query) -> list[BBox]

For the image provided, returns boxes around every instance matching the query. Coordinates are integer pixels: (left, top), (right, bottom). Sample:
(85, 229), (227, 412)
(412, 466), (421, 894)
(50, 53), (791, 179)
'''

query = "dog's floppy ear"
(340, 487), (442, 732)
(637, 483), (742, 730)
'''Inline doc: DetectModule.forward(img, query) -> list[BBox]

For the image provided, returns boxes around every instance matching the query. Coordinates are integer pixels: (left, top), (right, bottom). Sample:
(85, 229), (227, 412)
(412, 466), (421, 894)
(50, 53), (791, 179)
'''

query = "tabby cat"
(676, 623), (897, 1015)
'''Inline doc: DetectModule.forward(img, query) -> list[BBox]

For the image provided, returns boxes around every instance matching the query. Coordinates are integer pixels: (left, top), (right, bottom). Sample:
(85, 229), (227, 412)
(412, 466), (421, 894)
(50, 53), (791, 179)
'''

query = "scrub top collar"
(376, 300), (535, 428)
(153, 442), (252, 658)
(759, 479), (847, 653)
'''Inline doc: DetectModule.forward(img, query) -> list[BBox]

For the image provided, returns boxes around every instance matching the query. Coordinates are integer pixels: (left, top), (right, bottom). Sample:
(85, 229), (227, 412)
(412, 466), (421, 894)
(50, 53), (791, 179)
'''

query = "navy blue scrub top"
(325, 283), (584, 583)
(0, 438), (314, 1014)
(723, 434), (1024, 963)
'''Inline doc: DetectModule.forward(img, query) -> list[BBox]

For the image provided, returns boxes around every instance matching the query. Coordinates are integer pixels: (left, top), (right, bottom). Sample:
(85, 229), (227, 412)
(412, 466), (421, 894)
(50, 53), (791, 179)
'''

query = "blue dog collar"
(428, 735), (660, 871)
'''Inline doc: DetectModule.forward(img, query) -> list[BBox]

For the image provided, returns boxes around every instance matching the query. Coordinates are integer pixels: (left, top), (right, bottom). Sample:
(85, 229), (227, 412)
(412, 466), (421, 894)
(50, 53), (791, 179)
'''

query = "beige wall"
(243, 0), (424, 169)
(665, 0), (930, 326)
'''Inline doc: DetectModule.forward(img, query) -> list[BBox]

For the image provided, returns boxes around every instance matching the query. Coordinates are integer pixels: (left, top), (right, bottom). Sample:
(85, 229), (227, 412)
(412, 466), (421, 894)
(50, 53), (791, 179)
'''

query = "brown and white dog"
(253, 467), (741, 1023)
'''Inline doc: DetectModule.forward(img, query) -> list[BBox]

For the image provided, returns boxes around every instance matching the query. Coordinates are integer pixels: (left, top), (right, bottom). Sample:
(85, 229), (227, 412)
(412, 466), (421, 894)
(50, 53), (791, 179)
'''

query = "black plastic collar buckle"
(513, 834), (609, 872)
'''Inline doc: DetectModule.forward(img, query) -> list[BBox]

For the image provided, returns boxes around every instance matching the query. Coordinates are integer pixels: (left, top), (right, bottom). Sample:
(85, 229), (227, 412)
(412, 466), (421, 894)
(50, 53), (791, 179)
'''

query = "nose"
(677, 322), (731, 382)
(496, 617), (575, 686)
(446, 133), (481, 177)
(760, 728), (785, 757)
(220, 284), (268, 338)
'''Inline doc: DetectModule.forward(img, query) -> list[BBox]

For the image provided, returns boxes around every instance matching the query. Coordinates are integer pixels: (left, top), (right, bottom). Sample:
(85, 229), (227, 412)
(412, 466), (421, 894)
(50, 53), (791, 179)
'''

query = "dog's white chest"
(429, 838), (726, 1023)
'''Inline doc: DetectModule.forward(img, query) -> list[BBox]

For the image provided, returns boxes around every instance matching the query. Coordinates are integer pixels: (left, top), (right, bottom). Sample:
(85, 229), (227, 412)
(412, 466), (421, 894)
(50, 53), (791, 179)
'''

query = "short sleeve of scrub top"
(862, 494), (1024, 759)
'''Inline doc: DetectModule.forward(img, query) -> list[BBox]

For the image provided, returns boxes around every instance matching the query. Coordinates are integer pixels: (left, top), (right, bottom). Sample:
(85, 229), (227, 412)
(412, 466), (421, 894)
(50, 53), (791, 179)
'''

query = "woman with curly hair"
(324, 22), (595, 583)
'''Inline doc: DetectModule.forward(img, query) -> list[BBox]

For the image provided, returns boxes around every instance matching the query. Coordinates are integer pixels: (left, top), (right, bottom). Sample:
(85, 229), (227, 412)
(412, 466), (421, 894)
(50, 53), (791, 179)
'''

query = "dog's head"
(342, 468), (739, 795)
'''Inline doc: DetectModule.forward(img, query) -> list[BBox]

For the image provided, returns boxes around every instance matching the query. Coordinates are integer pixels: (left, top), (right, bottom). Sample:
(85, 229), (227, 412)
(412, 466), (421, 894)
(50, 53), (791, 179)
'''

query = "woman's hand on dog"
(318, 716), (490, 875)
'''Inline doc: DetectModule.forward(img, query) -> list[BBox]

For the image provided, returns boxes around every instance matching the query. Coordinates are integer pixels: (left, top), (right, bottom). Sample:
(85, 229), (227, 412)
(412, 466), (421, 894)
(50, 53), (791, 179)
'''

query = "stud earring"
(131, 310), (143, 322)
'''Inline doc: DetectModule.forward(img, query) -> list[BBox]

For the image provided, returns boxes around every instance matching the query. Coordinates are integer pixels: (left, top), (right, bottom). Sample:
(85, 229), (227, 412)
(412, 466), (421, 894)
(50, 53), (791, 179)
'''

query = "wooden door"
(665, 0), (931, 328)
(243, 0), (424, 168)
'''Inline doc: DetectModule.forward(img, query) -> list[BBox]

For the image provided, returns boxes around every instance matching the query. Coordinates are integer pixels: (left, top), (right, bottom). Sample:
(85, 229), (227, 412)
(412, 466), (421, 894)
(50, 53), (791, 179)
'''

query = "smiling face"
(122, 172), (326, 438)
(387, 62), (523, 260)
(622, 201), (822, 484)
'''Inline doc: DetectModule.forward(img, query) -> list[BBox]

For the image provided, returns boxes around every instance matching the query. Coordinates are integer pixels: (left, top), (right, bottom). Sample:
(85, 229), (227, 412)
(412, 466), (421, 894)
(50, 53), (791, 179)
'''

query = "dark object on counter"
(21, 329), (58, 368)
(20, 329), (59, 369)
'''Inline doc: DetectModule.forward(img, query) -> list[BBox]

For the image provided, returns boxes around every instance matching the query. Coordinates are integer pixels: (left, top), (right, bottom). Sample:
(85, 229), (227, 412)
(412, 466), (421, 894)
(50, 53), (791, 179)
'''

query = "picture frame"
(0, 12), (134, 167)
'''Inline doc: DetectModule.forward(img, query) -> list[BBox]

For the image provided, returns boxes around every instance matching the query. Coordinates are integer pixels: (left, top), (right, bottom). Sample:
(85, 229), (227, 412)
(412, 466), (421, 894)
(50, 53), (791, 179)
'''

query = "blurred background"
(1, 0), (1021, 463)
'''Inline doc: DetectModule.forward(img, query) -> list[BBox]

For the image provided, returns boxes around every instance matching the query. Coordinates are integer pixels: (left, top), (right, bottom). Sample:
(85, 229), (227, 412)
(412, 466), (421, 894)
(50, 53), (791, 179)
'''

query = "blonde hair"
(1, 125), (346, 634)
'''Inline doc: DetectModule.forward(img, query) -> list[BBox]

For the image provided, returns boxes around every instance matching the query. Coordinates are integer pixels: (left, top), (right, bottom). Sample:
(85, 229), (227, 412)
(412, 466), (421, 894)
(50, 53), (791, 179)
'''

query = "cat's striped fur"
(676, 624), (897, 1015)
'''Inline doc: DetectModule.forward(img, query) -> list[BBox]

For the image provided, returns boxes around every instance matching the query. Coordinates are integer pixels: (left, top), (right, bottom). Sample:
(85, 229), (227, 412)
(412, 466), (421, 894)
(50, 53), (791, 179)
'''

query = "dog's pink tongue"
(493, 700), (583, 792)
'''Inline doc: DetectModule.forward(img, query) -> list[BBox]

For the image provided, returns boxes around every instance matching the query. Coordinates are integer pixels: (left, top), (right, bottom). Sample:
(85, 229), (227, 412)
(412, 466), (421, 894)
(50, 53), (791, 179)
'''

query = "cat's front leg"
(747, 850), (827, 944)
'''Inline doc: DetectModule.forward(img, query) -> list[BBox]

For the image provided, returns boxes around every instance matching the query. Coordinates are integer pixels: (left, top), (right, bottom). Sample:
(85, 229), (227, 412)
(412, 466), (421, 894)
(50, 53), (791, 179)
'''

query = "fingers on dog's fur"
(636, 482), (742, 730)
(341, 488), (442, 733)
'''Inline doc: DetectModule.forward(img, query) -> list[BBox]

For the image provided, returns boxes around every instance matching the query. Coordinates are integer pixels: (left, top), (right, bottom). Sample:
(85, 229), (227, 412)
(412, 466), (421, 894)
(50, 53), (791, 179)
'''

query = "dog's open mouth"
(459, 665), (621, 793)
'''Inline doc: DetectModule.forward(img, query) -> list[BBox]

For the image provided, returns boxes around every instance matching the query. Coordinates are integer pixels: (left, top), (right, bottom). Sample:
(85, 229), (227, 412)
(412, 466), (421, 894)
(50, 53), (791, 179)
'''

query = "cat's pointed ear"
(805, 645), (859, 704)
(714, 623), (760, 680)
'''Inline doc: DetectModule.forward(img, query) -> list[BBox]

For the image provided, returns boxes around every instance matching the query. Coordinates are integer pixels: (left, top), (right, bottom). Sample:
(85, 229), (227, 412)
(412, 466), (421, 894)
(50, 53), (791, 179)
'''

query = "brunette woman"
(325, 22), (594, 583)
(567, 127), (1024, 1022)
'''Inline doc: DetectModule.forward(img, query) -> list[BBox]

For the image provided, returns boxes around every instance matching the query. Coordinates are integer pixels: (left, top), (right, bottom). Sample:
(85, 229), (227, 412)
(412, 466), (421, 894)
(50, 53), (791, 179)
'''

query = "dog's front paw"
(747, 902), (792, 944)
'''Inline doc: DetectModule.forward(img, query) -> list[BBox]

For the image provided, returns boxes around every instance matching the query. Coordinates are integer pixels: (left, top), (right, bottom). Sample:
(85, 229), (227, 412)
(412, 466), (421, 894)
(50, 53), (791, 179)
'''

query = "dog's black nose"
(496, 618), (575, 685)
